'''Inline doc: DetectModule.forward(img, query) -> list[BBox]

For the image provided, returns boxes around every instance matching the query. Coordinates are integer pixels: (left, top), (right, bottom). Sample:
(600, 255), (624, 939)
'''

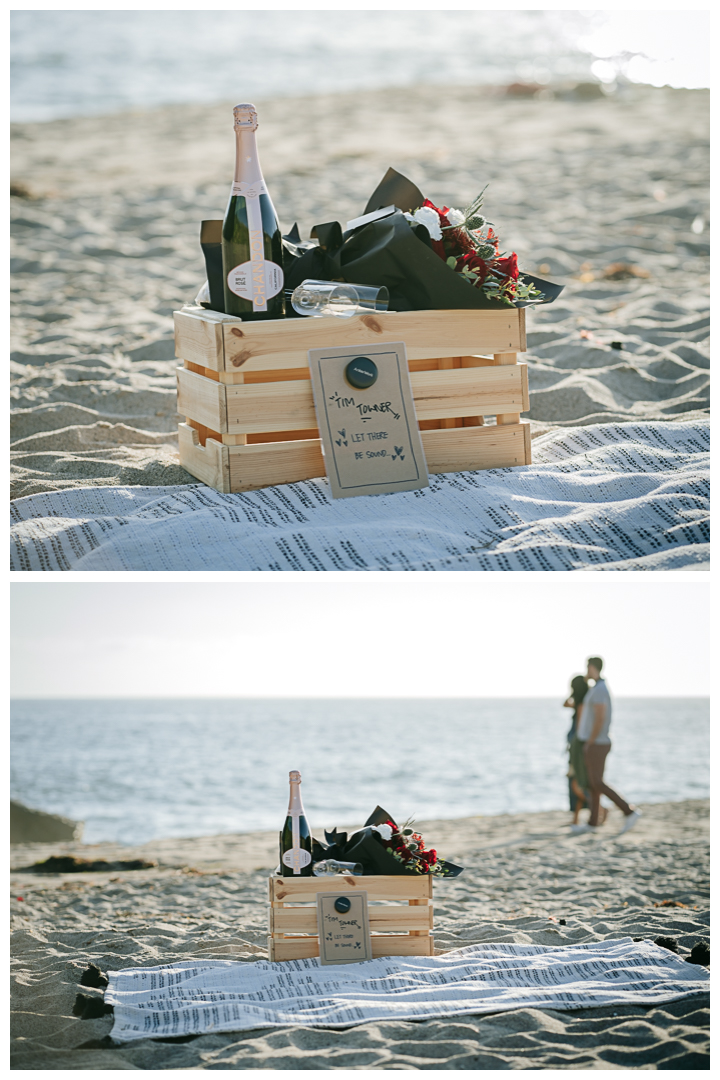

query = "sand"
(10, 798), (709, 1069)
(10, 83), (709, 500)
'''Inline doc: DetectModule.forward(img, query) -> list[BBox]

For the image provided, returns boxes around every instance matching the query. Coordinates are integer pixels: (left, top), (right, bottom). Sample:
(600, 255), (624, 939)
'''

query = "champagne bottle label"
(227, 259), (284, 306)
(282, 847), (311, 870)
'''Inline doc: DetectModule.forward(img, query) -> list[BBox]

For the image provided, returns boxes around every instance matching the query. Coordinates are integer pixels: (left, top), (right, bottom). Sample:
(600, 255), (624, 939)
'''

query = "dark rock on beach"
(22, 855), (157, 873)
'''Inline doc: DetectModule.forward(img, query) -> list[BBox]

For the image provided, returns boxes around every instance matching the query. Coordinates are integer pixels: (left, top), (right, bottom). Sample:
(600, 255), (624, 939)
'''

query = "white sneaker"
(571, 824), (600, 834)
(619, 810), (642, 835)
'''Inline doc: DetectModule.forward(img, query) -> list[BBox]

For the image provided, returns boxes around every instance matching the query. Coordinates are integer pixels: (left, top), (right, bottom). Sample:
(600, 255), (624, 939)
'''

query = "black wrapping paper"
(313, 806), (463, 878)
(363, 166), (425, 214)
(199, 220), (225, 312)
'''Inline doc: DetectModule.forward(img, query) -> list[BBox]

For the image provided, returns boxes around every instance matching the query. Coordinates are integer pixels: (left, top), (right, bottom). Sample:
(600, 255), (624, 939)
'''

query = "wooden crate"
(268, 873), (433, 962)
(175, 306), (531, 494)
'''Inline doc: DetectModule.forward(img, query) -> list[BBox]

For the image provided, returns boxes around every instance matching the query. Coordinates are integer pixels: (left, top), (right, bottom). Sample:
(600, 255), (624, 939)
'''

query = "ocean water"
(10, 9), (709, 123)
(10, 698), (709, 846)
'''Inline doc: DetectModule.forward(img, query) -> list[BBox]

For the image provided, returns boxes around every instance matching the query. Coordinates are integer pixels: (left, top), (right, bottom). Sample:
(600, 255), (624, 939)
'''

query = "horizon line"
(10, 694), (710, 701)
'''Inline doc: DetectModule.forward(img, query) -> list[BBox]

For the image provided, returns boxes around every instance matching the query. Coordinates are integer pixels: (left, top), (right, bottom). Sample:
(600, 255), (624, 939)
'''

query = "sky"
(10, 579), (709, 699)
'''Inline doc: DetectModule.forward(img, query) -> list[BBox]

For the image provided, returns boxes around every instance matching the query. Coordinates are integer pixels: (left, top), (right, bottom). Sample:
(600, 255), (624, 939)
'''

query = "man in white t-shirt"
(573, 656), (642, 835)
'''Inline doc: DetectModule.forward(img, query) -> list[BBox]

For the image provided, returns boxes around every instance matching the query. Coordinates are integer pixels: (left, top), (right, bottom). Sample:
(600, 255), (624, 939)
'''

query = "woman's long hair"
(571, 675), (589, 705)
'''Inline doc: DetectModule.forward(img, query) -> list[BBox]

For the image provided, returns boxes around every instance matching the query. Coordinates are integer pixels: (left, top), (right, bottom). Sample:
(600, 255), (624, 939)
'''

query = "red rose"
(454, 253), (491, 284)
(495, 253), (519, 281)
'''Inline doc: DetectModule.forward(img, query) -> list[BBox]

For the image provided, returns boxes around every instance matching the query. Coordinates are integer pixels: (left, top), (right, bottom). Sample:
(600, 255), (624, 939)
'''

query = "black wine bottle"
(280, 770), (313, 876)
(222, 103), (284, 320)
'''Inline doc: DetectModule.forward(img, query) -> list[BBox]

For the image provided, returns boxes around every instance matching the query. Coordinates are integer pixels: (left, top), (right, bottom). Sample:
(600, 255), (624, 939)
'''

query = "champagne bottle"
(280, 770), (313, 876)
(222, 103), (284, 320)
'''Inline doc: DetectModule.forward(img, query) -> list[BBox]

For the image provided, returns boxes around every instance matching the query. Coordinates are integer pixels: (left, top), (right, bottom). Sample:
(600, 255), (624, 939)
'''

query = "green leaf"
(462, 185), (488, 221)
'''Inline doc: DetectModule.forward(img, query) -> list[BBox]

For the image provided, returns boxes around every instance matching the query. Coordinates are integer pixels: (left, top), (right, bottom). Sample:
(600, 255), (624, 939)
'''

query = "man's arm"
(585, 704), (606, 746)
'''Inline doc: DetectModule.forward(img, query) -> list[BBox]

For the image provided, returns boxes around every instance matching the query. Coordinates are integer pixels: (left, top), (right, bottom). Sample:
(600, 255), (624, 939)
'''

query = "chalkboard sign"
(308, 341), (429, 498)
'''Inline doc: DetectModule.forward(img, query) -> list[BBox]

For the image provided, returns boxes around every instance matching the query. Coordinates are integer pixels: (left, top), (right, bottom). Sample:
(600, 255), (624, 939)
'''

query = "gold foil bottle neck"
(289, 770), (301, 783)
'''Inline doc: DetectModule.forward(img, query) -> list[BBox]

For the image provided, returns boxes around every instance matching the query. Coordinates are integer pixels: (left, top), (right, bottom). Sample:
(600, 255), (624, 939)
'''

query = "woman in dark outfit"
(564, 675), (590, 824)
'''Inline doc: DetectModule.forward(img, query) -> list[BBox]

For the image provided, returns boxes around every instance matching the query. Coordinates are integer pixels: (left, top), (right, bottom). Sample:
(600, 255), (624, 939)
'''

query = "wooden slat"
(176, 366), (227, 433)
(174, 308), (232, 369)
(227, 438), (325, 493)
(173, 308), (523, 374)
(221, 310), (524, 372)
(217, 365), (529, 435)
(370, 935), (433, 957)
(226, 379), (314, 434)
(270, 905), (433, 934)
(177, 423), (231, 492)
(421, 422), (531, 471)
(174, 307), (526, 375)
(411, 365), (527, 422)
(268, 934), (433, 963)
(519, 306), (527, 350)
(180, 421), (533, 493)
(269, 875), (432, 902)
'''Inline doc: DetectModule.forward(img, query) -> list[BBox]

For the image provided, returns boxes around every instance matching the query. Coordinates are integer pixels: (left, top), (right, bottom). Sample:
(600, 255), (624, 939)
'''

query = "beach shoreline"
(10, 83), (709, 501)
(11, 798), (709, 1069)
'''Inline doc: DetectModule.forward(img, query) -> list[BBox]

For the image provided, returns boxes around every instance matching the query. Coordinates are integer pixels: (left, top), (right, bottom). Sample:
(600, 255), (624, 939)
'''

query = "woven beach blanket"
(10, 420), (708, 571)
(105, 938), (709, 1042)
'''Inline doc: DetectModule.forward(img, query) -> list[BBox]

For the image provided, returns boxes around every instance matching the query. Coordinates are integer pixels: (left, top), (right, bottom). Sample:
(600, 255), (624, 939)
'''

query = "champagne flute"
(312, 860), (364, 876)
(287, 280), (389, 318)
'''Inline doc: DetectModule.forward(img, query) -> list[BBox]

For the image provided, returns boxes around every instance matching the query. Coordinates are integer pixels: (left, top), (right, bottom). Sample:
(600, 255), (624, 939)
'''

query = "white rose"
(445, 207), (465, 226)
(406, 205), (442, 241)
(372, 823), (393, 841)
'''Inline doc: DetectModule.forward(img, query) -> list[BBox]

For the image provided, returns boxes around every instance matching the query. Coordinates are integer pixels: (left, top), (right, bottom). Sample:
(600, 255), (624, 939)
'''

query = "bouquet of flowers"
(314, 805), (463, 878)
(370, 816), (445, 875)
(403, 190), (543, 307)
(279, 167), (563, 314)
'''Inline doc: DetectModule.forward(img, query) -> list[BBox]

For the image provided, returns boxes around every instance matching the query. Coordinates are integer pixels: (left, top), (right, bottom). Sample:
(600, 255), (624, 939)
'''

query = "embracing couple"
(567, 657), (642, 836)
